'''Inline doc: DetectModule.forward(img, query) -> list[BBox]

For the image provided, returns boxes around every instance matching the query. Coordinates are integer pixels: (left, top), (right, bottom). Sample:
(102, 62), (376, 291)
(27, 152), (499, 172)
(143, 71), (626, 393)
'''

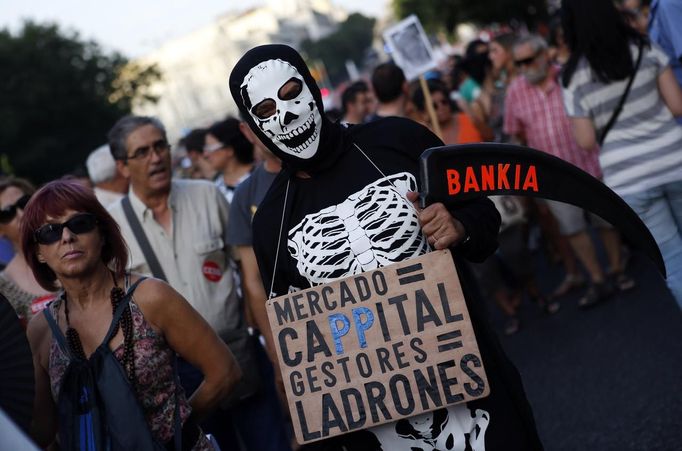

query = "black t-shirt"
(253, 117), (542, 451)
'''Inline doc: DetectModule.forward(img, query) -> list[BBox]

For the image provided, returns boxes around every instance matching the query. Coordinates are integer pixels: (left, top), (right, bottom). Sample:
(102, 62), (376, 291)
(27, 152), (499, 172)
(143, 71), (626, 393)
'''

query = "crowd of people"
(1, 0), (681, 449)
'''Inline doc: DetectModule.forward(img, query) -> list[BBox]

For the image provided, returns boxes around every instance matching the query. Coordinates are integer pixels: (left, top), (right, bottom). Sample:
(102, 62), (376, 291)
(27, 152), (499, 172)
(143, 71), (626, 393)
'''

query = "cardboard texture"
(266, 250), (490, 444)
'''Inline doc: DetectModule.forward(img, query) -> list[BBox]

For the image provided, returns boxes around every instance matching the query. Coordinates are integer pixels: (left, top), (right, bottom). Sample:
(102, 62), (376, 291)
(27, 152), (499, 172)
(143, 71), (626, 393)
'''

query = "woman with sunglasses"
(0, 178), (56, 324)
(412, 79), (482, 145)
(22, 180), (240, 449)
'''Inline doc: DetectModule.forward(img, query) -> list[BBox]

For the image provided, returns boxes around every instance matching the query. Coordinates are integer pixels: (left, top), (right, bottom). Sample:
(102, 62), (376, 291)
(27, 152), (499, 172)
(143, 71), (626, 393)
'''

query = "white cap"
(85, 145), (117, 184)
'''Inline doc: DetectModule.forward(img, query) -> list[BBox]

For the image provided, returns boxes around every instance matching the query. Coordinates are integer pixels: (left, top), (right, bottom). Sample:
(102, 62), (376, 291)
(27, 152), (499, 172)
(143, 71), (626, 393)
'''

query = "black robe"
(231, 44), (542, 451)
(252, 118), (542, 451)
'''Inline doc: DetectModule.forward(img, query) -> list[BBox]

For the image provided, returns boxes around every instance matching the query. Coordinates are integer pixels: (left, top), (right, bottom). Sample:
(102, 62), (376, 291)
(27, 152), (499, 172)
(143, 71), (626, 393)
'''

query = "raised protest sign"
(383, 15), (437, 81)
(266, 250), (489, 444)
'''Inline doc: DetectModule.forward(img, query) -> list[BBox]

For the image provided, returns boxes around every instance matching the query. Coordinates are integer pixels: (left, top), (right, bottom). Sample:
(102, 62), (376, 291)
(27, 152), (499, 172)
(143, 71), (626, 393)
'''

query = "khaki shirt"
(108, 179), (239, 336)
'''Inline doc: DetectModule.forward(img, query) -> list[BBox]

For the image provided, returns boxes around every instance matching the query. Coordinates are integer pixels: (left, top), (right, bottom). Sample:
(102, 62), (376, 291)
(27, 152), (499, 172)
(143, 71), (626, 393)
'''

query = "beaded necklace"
(63, 273), (137, 392)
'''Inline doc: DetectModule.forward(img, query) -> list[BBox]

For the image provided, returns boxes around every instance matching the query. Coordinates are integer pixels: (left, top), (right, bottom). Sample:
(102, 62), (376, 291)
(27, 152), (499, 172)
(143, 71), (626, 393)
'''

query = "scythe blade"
(420, 143), (666, 277)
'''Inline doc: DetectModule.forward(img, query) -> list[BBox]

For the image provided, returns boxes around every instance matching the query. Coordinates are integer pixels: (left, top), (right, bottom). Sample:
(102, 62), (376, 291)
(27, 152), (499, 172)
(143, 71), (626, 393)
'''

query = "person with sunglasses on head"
(0, 178), (56, 324)
(22, 179), (239, 450)
(204, 117), (255, 205)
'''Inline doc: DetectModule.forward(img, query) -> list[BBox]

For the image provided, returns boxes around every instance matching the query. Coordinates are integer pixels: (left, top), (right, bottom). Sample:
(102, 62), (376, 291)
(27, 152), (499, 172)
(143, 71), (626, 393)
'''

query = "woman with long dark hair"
(412, 79), (482, 144)
(561, 0), (682, 307)
(470, 32), (518, 143)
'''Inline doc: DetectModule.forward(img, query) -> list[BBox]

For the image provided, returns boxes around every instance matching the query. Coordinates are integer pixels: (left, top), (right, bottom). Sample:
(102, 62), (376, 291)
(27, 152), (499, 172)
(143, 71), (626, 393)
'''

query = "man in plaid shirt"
(504, 34), (634, 308)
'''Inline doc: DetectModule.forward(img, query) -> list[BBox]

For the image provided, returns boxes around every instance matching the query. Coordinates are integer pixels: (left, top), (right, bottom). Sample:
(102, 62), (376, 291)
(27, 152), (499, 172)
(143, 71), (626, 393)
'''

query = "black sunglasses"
(34, 213), (98, 245)
(514, 52), (540, 68)
(432, 98), (451, 109)
(0, 194), (31, 224)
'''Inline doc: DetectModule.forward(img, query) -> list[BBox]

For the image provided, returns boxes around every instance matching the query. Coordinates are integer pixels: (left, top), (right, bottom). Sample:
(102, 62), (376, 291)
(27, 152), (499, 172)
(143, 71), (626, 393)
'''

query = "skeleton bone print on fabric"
(240, 59), (322, 159)
(288, 172), (491, 449)
(288, 172), (429, 285)
(372, 407), (490, 451)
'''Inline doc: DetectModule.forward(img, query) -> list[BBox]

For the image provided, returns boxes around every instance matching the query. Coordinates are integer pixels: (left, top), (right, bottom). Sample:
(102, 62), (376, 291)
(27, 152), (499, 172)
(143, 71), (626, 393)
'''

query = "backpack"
(43, 278), (182, 451)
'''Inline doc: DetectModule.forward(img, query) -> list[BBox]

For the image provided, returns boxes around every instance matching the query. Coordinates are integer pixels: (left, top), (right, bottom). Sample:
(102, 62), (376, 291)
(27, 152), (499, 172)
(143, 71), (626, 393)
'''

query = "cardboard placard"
(383, 15), (438, 81)
(266, 250), (489, 444)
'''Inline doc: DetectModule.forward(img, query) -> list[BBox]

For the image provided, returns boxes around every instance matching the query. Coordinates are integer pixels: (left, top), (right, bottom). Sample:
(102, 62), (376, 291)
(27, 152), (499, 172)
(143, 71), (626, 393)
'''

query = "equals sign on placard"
(397, 263), (425, 285)
(437, 330), (463, 353)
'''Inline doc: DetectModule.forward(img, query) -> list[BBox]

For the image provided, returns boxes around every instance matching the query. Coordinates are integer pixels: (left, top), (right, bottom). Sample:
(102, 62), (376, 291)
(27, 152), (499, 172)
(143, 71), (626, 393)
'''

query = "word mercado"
(267, 251), (489, 443)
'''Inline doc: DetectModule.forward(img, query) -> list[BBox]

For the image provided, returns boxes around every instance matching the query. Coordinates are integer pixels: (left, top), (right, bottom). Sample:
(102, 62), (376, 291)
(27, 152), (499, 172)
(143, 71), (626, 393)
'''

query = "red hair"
(21, 180), (129, 291)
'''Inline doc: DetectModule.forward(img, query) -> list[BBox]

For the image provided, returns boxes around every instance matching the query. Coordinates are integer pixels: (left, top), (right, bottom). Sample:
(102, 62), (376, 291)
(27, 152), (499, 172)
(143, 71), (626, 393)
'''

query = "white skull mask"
(241, 59), (322, 159)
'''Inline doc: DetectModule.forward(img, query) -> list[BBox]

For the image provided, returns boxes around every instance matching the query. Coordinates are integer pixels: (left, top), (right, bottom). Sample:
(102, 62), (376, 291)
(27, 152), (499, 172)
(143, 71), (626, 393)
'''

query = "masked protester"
(230, 44), (542, 451)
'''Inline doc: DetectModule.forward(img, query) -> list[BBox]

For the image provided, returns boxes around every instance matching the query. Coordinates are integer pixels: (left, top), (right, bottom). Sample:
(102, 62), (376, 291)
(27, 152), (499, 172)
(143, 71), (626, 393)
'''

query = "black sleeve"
(449, 197), (501, 263)
(399, 117), (444, 160)
(252, 208), (276, 297)
(393, 119), (500, 262)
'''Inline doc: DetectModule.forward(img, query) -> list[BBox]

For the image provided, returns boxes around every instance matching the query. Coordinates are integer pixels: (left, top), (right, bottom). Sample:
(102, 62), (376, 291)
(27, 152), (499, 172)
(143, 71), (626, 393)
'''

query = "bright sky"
(1, 0), (389, 57)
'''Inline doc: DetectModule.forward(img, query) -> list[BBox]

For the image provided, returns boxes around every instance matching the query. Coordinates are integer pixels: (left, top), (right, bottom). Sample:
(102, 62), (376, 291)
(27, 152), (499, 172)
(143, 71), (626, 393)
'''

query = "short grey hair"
(107, 115), (167, 161)
(513, 34), (548, 54)
(86, 144), (117, 184)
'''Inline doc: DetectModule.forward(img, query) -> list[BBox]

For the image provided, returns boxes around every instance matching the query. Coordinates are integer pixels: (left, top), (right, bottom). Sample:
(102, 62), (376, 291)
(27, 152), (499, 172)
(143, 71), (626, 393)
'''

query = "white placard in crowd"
(383, 15), (438, 81)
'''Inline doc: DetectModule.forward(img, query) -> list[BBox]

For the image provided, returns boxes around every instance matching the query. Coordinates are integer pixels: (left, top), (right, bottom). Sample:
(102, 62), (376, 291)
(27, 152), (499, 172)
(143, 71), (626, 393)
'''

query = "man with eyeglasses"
(504, 35), (634, 308)
(204, 117), (255, 205)
(105, 115), (286, 450)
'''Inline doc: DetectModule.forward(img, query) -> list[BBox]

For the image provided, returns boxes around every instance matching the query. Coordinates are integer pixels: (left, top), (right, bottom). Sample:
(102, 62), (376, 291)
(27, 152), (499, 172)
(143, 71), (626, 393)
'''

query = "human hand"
(407, 191), (467, 250)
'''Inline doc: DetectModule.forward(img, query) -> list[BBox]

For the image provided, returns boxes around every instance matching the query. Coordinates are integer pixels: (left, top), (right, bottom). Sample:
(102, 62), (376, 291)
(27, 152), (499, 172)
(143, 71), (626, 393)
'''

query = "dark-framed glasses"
(0, 194), (31, 224)
(127, 139), (171, 161)
(34, 213), (98, 245)
(514, 52), (541, 68)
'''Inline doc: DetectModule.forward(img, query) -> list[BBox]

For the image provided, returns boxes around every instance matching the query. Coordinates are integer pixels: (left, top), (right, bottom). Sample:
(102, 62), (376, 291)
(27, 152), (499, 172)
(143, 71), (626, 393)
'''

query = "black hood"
(229, 44), (345, 173)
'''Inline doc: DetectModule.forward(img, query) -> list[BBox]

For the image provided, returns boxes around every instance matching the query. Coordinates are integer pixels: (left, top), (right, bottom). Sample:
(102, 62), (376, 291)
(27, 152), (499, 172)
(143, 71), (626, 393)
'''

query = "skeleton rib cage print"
(288, 173), (429, 285)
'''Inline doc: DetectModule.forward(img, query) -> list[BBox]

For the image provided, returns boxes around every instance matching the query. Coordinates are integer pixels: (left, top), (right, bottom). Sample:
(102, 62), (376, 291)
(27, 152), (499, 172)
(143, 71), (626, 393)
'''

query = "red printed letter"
(481, 165), (495, 190)
(464, 167), (480, 192)
(447, 169), (461, 195)
(522, 165), (539, 192)
(497, 164), (510, 189)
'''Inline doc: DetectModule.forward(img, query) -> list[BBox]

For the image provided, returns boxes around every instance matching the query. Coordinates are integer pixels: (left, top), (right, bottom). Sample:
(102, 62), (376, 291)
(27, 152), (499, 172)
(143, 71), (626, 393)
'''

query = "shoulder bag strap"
(43, 302), (72, 359)
(121, 196), (168, 282)
(598, 41), (644, 146)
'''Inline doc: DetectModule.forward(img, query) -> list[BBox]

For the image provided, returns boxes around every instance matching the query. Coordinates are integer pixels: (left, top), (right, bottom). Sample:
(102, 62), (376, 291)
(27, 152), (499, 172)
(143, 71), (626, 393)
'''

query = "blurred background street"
(498, 245), (682, 450)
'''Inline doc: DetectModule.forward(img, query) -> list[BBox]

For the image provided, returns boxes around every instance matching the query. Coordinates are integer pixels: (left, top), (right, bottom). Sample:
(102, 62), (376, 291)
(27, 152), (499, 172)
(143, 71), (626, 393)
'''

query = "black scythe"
(420, 143), (666, 277)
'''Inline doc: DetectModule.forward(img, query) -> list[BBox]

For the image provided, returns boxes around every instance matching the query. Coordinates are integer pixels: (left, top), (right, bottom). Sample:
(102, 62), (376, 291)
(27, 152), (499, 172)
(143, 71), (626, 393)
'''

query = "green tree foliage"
(301, 13), (376, 85)
(392, 0), (548, 34)
(0, 22), (161, 183)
